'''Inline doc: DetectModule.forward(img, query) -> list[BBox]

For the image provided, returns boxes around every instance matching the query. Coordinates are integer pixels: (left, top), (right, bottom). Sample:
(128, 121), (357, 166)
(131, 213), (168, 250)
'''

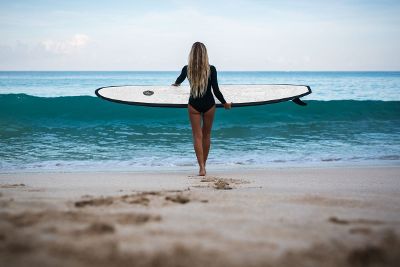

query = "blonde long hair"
(187, 42), (210, 98)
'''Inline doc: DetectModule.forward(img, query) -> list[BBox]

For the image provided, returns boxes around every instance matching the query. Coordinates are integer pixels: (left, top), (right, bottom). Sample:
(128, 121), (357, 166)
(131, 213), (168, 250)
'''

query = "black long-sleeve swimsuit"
(174, 65), (226, 113)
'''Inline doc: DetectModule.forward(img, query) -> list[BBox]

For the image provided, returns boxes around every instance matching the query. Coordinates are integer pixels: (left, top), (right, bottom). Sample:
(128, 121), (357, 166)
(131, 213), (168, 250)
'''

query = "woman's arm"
(210, 66), (227, 104)
(172, 65), (188, 86)
(211, 66), (231, 109)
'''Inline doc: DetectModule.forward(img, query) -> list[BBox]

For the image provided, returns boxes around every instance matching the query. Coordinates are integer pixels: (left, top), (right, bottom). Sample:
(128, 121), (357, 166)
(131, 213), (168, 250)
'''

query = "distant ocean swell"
(1, 94), (399, 171)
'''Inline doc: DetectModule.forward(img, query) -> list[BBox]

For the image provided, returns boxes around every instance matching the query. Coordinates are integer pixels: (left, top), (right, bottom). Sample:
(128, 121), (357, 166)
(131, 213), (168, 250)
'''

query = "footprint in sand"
(1, 210), (161, 229)
(121, 194), (151, 206)
(198, 176), (246, 190)
(328, 216), (384, 238)
(80, 222), (115, 235)
(74, 196), (114, 208)
(0, 183), (26, 189)
(188, 175), (252, 190)
(213, 180), (232, 190)
(328, 216), (384, 225)
(327, 216), (389, 237)
(74, 190), (200, 208)
(165, 194), (191, 204)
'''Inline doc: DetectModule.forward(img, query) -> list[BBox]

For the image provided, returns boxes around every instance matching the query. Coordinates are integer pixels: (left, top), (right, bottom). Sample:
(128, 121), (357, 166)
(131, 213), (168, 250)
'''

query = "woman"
(172, 42), (232, 176)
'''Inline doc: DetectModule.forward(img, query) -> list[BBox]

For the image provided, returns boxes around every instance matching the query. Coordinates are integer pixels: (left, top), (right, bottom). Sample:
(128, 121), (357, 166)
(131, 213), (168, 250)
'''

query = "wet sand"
(0, 166), (399, 267)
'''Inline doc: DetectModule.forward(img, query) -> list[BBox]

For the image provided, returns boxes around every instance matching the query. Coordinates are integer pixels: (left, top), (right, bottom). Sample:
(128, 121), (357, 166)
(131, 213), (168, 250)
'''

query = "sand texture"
(0, 166), (400, 267)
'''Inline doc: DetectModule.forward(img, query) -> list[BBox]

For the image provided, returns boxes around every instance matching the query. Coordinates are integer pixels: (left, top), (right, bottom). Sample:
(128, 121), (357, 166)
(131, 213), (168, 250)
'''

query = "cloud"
(0, 34), (92, 70)
(41, 34), (89, 55)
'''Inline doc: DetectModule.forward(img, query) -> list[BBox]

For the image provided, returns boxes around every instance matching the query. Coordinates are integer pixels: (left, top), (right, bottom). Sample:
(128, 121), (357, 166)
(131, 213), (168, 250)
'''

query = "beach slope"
(1, 166), (399, 267)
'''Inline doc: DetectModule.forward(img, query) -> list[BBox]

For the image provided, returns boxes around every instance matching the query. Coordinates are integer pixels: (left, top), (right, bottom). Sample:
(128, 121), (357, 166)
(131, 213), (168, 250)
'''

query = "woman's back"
(174, 65), (226, 113)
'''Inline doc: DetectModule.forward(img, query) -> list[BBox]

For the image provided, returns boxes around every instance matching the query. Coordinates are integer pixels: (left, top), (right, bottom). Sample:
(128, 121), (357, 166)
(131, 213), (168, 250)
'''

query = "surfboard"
(95, 84), (312, 107)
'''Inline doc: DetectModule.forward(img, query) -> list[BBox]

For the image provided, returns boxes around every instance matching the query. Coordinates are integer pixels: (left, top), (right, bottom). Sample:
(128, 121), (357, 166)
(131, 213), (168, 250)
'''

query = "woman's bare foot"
(199, 167), (206, 176)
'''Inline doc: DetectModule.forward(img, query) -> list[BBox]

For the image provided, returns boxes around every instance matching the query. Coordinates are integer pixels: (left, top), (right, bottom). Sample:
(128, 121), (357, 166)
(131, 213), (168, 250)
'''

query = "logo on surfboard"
(143, 90), (154, 96)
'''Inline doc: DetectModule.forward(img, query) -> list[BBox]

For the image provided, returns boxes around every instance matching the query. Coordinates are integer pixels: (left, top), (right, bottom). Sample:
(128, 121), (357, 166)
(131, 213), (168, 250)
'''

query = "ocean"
(1, 71), (399, 171)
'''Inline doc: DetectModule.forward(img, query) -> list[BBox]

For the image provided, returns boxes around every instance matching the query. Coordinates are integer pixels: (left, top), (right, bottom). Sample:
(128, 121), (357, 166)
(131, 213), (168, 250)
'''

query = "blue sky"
(0, 0), (399, 70)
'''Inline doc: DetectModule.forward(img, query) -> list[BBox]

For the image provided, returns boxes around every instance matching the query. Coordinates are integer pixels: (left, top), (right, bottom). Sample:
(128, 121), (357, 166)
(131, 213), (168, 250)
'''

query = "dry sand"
(0, 166), (399, 267)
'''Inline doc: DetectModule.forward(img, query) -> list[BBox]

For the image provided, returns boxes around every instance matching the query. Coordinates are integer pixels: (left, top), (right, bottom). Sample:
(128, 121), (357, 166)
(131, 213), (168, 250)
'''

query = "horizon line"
(0, 70), (399, 72)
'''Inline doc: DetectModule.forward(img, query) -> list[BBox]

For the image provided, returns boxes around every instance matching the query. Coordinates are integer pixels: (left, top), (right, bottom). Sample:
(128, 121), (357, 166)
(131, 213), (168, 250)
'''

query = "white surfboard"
(95, 84), (312, 107)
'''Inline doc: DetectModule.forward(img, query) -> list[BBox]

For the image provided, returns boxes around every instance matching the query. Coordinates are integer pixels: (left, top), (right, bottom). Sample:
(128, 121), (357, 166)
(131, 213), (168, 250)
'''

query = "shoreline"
(1, 160), (399, 174)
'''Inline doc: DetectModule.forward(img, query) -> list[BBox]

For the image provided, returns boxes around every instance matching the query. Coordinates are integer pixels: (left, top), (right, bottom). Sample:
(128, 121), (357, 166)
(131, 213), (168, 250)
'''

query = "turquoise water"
(0, 71), (399, 171)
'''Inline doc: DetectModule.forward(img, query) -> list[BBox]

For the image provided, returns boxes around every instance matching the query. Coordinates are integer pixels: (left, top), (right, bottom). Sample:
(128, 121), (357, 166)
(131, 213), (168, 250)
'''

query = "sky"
(0, 0), (399, 71)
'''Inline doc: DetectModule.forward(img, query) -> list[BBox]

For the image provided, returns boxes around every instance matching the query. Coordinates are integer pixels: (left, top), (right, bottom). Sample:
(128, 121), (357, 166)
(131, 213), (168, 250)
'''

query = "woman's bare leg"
(188, 105), (206, 176)
(202, 105), (216, 165)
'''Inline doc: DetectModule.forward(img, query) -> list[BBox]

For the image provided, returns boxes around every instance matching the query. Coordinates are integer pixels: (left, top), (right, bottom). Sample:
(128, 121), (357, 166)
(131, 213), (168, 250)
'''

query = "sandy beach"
(0, 165), (399, 267)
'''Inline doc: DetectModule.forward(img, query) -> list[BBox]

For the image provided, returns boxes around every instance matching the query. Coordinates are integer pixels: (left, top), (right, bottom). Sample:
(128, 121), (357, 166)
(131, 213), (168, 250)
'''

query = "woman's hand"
(224, 102), (232, 109)
(171, 83), (180, 87)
